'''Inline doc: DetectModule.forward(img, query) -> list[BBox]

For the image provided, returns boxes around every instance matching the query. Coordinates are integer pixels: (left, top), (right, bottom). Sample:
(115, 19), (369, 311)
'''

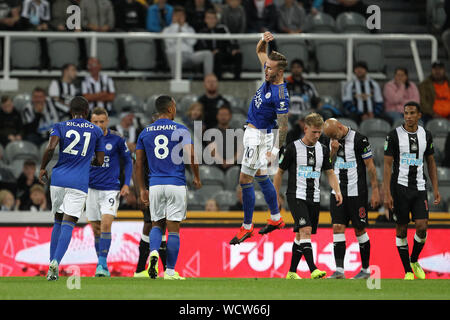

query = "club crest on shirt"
(411, 143), (418, 151)
(105, 143), (113, 151)
(308, 157), (315, 165)
(265, 92), (271, 99)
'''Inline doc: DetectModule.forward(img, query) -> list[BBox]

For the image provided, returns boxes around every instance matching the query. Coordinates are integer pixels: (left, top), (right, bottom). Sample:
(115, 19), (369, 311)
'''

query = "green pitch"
(0, 277), (449, 300)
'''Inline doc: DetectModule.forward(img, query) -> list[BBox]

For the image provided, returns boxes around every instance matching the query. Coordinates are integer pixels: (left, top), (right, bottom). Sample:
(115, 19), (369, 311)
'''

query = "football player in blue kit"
(86, 107), (133, 277)
(230, 31), (290, 245)
(39, 96), (105, 281)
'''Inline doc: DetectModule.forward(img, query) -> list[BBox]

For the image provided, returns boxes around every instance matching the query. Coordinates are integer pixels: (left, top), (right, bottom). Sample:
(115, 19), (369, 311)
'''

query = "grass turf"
(0, 277), (449, 300)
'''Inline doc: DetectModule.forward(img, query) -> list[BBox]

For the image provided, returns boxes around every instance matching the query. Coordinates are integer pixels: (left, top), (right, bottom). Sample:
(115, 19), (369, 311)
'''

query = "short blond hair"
(268, 51), (288, 71)
(304, 112), (324, 128)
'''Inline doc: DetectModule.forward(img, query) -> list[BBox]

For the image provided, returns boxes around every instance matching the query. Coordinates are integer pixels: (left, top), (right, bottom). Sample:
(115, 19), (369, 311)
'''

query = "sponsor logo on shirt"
(334, 157), (356, 169)
(400, 152), (423, 166)
(297, 165), (320, 179)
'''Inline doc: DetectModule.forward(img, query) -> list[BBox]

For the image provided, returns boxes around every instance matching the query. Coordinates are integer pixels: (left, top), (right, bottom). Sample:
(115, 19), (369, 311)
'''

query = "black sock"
(410, 233), (426, 263)
(289, 242), (303, 272)
(300, 241), (317, 272)
(159, 241), (167, 271)
(396, 237), (412, 273)
(135, 238), (150, 273)
(357, 233), (371, 270)
(333, 241), (346, 271)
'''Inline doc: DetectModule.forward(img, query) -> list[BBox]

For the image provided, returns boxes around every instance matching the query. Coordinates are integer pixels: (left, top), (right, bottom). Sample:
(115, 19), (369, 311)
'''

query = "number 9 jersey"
(50, 118), (105, 193)
(136, 118), (192, 187)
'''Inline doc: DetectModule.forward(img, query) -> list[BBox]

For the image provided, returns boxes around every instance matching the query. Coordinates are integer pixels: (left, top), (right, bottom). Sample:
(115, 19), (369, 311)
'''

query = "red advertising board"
(1, 222), (449, 279)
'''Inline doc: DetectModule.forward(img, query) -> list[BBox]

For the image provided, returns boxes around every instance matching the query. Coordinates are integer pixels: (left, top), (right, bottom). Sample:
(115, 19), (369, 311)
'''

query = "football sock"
(54, 220), (75, 264)
(357, 233), (371, 271)
(289, 239), (303, 272)
(149, 226), (162, 253)
(410, 232), (427, 263)
(255, 175), (280, 220)
(241, 183), (255, 228)
(49, 219), (62, 262)
(98, 232), (112, 268)
(396, 237), (412, 273)
(166, 232), (180, 272)
(94, 235), (100, 257)
(159, 235), (167, 271)
(333, 233), (346, 273)
(135, 234), (150, 273)
(300, 239), (317, 272)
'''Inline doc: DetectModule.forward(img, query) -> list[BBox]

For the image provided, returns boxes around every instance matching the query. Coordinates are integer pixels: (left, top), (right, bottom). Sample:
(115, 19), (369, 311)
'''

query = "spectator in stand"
(297, 0), (315, 14)
(20, 0), (50, 31)
(205, 198), (219, 211)
(114, 0), (146, 31)
(196, 9), (242, 80)
(20, 183), (48, 211)
(419, 60), (450, 121)
(81, 57), (116, 114)
(146, 0), (173, 69)
(0, 189), (16, 211)
(278, 0), (306, 33)
(185, 0), (214, 32)
(244, 0), (278, 33)
(383, 68), (420, 123)
(22, 87), (60, 146)
(109, 107), (143, 153)
(198, 73), (230, 129)
(0, 96), (23, 147)
(183, 101), (205, 134)
(162, 6), (214, 77)
(48, 63), (78, 119)
(16, 159), (39, 210)
(285, 110), (307, 145)
(221, 0), (246, 34)
(80, 0), (115, 32)
(342, 61), (385, 124)
(51, 0), (81, 31)
(0, 0), (21, 30)
(311, 0), (367, 18)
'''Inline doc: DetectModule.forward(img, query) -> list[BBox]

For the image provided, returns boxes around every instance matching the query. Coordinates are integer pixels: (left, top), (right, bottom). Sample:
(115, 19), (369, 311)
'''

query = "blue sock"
(98, 232), (112, 268)
(49, 219), (62, 262)
(94, 236), (100, 257)
(54, 220), (75, 264)
(241, 183), (255, 225)
(149, 226), (162, 253)
(166, 232), (180, 270)
(256, 175), (280, 216)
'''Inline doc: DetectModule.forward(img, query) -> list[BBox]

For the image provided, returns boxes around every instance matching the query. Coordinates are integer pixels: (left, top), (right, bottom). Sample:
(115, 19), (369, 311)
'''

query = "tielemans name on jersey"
(401, 152), (423, 166)
(146, 125), (178, 131)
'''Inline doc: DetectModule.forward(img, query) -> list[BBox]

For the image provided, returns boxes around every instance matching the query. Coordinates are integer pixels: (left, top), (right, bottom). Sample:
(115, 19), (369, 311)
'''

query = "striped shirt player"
(273, 113), (342, 279)
(230, 32), (290, 245)
(384, 101), (441, 280)
(39, 96), (105, 281)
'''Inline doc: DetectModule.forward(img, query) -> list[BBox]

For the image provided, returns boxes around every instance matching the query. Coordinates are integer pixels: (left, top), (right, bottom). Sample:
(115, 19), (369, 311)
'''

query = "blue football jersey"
(136, 118), (192, 187)
(247, 79), (289, 131)
(50, 118), (105, 193)
(89, 129), (133, 191)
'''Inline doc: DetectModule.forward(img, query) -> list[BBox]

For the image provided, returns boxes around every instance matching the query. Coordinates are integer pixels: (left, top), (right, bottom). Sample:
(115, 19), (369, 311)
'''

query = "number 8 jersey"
(136, 118), (192, 187)
(50, 118), (105, 193)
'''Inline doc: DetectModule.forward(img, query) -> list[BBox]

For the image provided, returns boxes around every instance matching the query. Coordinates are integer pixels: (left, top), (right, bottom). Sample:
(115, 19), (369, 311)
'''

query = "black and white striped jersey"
(384, 125), (434, 191)
(48, 79), (78, 106)
(279, 139), (332, 203)
(331, 128), (372, 197)
(81, 74), (115, 112)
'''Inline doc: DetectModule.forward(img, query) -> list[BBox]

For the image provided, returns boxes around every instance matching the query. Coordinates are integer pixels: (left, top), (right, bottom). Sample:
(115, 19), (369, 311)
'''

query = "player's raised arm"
(256, 31), (274, 66)
(39, 135), (60, 184)
(326, 169), (343, 206)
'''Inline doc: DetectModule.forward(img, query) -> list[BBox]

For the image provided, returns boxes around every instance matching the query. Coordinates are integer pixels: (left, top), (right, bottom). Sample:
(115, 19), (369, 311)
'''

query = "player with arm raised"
(86, 107), (133, 277)
(230, 31), (290, 245)
(323, 118), (380, 279)
(273, 113), (343, 279)
(135, 95), (201, 280)
(384, 101), (440, 280)
(39, 96), (105, 281)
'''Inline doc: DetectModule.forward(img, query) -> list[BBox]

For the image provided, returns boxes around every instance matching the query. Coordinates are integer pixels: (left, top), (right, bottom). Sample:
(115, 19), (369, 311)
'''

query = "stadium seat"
(47, 38), (80, 69)
(320, 191), (331, 210)
(12, 94), (31, 113)
(304, 12), (336, 33)
(196, 185), (224, 203)
(113, 94), (144, 114)
(214, 190), (237, 211)
(199, 165), (225, 186)
(314, 40), (347, 72)
(359, 118), (391, 137)
(108, 116), (120, 128)
(4, 141), (39, 163)
(11, 38), (41, 69)
(425, 118), (450, 137)
(0, 167), (16, 184)
(337, 117), (358, 130)
(39, 142), (59, 161)
(371, 140), (385, 167)
(437, 167), (450, 186)
(433, 136), (446, 155)
(354, 40), (385, 72)
(428, 192), (448, 212)
(178, 94), (199, 115)
(336, 12), (368, 33)
(187, 190), (205, 211)
(430, 0), (446, 31)
(144, 94), (160, 117)
(442, 29), (450, 59)
(238, 39), (262, 71)
(392, 118), (404, 129)
(222, 94), (245, 113)
(86, 38), (119, 70)
(8, 159), (27, 178)
(225, 165), (240, 190)
(276, 40), (309, 70)
(124, 38), (156, 70)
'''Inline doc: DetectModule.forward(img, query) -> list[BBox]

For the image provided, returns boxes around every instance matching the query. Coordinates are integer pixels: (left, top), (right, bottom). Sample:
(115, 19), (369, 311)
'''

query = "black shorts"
(287, 194), (320, 234)
(143, 206), (151, 223)
(391, 184), (429, 225)
(330, 193), (368, 230)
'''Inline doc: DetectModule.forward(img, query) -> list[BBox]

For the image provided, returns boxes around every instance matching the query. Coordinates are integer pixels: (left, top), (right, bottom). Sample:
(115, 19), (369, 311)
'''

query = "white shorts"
(241, 127), (277, 176)
(149, 185), (187, 222)
(86, 188), (120, 221)
(50, 186), (87, 219)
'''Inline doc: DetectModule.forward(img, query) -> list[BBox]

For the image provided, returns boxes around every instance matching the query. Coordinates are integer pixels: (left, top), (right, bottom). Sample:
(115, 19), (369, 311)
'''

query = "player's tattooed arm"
(276, 113), (289, 149)
(39, 135), (59, 184)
